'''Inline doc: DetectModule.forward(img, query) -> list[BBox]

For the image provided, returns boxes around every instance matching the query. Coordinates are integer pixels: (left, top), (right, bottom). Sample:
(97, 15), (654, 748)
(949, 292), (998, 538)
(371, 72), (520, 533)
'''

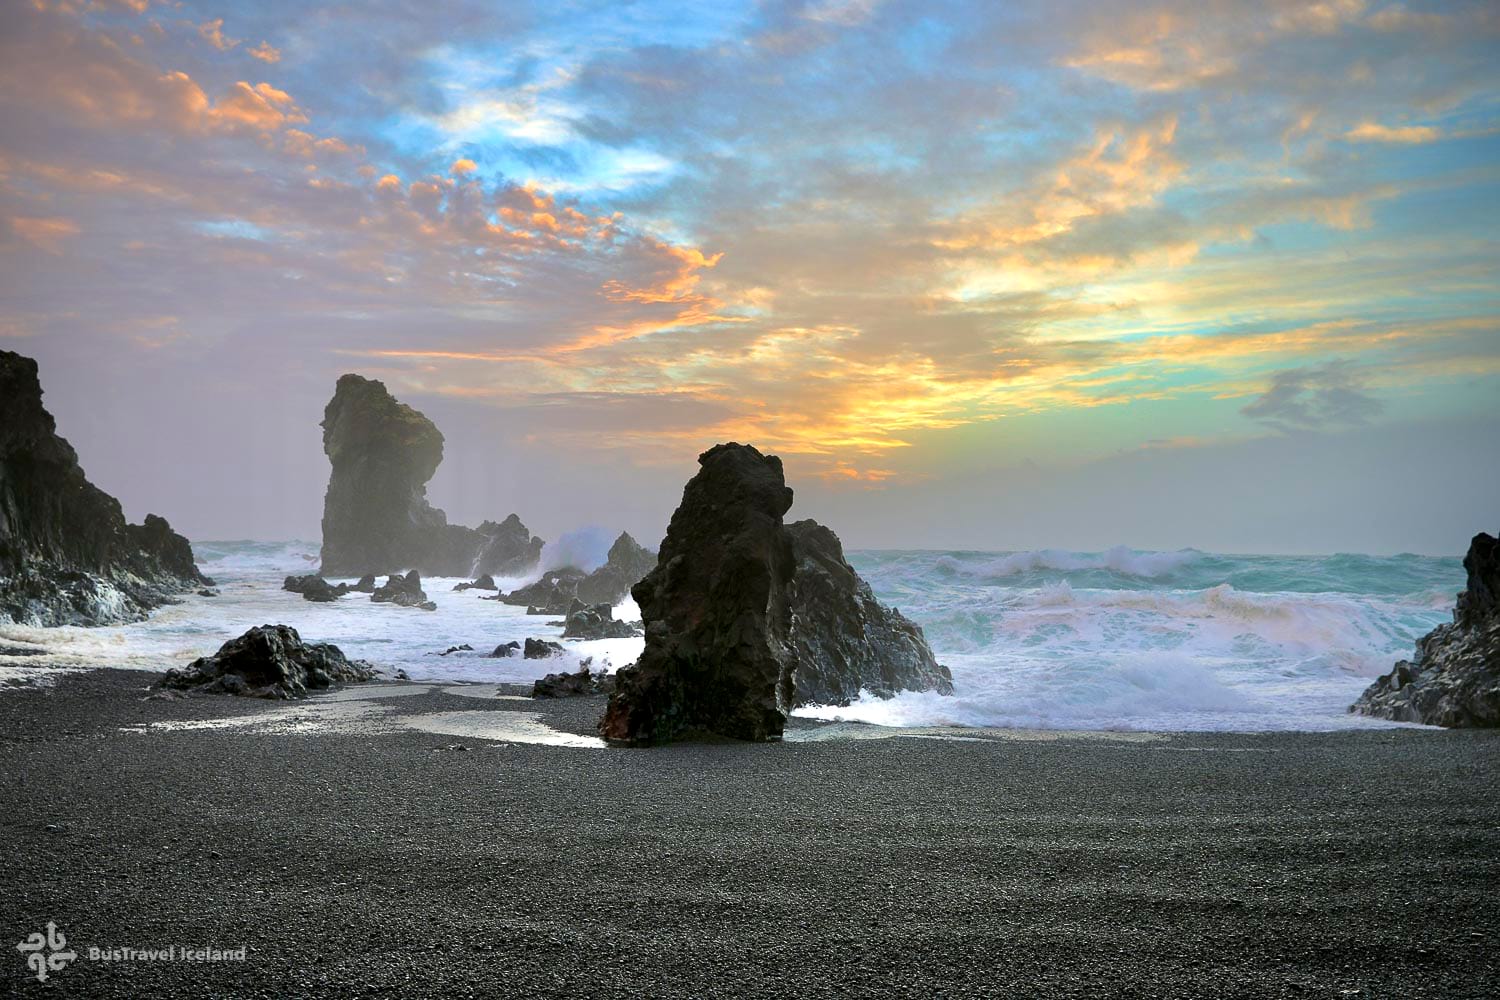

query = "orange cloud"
(197, 18), (239, 51)
(248, 41), (281, 63)
(450, 158), (478, 175)
(8, 215), (80, 254)
(1345, 122), (1441, 144)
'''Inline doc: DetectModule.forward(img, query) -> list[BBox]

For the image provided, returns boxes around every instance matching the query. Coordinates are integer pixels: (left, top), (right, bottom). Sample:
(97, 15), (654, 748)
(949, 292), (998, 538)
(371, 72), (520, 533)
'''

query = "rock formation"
(562, 600), (642, 640)
(371, 570), (435, 610)
(488, 640), (521, 658)
(453, 574), (498, 592)
(0, 350), (209, 626)
(575, 532), (658, 606)
(533, 662), (613, 698)
(600, 443), (799, 744)
(1351, 532), (1500, 727)
(494, 567), (588, 615)
(786, 520), (954, 705)
(158, 625), (376, 698)
(524, 637), (565, 658)
(283, 574), (349, 603)
(317, 374), (543, 578)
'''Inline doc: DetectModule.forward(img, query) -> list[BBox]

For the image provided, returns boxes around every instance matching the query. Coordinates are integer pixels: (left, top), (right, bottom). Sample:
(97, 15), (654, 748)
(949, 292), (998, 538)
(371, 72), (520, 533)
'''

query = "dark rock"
(453, 574), (498, 592)
(496, 568), (589, 615)
(283, 574), (349, 603)
(601, 443), (798, 745)
(316, 374), (544, 578)
(196, 589), (219, 598)
(1351, 532), (1500, 727)
(158, 624), (376, 699)
(563, 601), (643, 640)
(435, 644), (473, 656)
(352, 574), (377, 593)
(488, 641), (521, 658)
(533, 661), (614, 698)
(371, 570), (431, 609)
(0, 350), (208, 626)
(523, 637), (565, 659)
(786, 519), (953, 706)
(574, 532), (658, 607)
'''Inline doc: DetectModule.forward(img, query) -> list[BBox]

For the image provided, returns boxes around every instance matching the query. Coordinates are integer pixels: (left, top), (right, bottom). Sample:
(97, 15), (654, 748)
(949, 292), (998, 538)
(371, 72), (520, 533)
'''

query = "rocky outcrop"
(488, 640), (521, 658)
(601, 443), (799, 745)
(786, 520), (953, 706)
(1351, 533), (1500, 727)
(283, 574), (349, 603)
(533, 662), (613, 698)
(158, 625), (376, 698)
(453, 574), (498, 592)
(524, 637), (565, 659)
(494, 568), (588, 615)
(317, 375), (544, 578)
(371, 571), (435, 610)
(562, 600), (643, 640)
(352, 574), (377, 593)
(575, 532), (658, 606)
(0, 350), (209, 626)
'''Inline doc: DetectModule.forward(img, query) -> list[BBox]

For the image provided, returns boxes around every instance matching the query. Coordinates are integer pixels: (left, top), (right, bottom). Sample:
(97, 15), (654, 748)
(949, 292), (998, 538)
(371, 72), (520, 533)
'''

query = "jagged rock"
(352, 574), (377, 593)
(317, 374), (544, 578)
(158, 625), (375, 698)
(786, 520), (953, 706)
(488, 641), (521, 658)
(562, 601), (643, 640)
(283, 574), (349, 603)
(496, 568), (589, 615)
(0, 350), (208, 626)
(533, 661), (614, 698)
(371, 570), (433, 610)
(1352, 532), (1500, 727)
(475, 515), (546, 577)
(453, 574), (498, 592)
(524, 637), (565, 659)
(197, 589), (219, 598)
(435, 644), (473, 656)
(575, 532), (658, 606)
(601, 443), (798, 745)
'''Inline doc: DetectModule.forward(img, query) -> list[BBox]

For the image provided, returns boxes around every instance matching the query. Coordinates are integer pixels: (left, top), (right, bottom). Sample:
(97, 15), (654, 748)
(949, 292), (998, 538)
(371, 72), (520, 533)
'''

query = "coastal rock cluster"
(1351, 532), (1500, 727)
(159, 624), (376, 698)
(318, 375), (543, 578)
(0, 351), (209, 626)
(491, 532), (657, 614)
(562, 600), (643, 639)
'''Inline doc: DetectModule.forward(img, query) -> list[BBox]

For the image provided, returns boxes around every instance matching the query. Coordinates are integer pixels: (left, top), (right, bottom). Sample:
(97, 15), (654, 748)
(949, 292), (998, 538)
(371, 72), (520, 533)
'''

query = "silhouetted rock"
(563, 601), (642, 640)
(496, 568), (589, 615)
(0, 350), (208, 626)
(786, 520), (953, 706)
(317, 374), (544, 578)
(524, 637), (565, 659)
(453, 574), (498, 592)
(158, 624), (375, 698)
(352, 574), (377, 593)
(371, 570), (433, 610)
(435, 644), (473, 656)
(197, 588), (219, 598)
(283, 574), (349, 603)
(1352, 532), (1500, 727)
(533, 661), (613, 698)
(488, 641), (521, 658)
(601, 443), (798, 745)
(575, 532), (658, 606)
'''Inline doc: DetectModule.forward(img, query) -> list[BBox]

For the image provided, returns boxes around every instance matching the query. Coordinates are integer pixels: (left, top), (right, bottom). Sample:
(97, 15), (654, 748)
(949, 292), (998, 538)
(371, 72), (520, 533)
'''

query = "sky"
(1, 0), (1497, 555)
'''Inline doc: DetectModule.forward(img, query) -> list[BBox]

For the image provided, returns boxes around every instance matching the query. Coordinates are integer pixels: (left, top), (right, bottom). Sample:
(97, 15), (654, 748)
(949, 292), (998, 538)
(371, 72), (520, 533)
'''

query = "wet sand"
(1, 669), (1497, 998)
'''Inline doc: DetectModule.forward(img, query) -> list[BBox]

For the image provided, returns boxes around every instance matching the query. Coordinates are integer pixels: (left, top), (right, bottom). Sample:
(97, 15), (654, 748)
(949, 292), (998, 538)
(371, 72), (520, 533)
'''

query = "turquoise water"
(1, 541), (1462, 732)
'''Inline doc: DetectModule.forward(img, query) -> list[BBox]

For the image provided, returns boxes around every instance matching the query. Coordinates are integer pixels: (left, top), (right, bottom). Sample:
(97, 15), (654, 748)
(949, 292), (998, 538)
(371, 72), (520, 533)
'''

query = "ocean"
(0, 540), (1461, 732)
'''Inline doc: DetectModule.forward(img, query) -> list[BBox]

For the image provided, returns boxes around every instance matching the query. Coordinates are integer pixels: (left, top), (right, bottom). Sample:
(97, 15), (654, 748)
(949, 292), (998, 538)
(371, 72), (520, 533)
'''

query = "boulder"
(0, 350), (209, 626)
(574, 532), (658, 607)
(488, 641), (521, 658)
(453, 574), (498, 592)
(1351, 532), (1500, 727)
(371, 570), (434, 610)
(158, 625), (376, 699)
(316, 374), (544, 578)
(600, 443), (799, 744)
(524, 637), (565, 659)
(786, 520), (953, 706)
(283, 574), (349, 603)
(533, 661), (614, 698)
(352, 574), (377, 593)
(436, 644), (473, 656)
(562, 601), (643, 640)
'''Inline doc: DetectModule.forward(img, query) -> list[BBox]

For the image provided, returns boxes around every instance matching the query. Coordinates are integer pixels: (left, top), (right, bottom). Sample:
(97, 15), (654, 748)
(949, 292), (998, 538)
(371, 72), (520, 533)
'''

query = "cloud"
(198, 18), (240, 52)
(450, 157), (477, 175)
(6, 215), (80, 254)
(1345, 121), (1440, 143)
(248, 42), (281, 64)
(1240, 360), (1384, 431)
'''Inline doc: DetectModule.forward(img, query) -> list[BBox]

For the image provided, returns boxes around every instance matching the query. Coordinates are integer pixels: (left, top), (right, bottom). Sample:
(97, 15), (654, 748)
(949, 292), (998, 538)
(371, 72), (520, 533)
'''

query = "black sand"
(1, 669), (1497, 998)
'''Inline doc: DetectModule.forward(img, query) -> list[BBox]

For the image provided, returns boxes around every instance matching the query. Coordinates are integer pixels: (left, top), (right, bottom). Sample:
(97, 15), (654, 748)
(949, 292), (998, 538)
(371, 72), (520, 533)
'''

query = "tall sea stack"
(0, 350), (208, 626)
(1351, 532), (1500, 727)
(600, 442), (953, 745)
(317, 375), (543, 578)
(600, 444), (799, 744)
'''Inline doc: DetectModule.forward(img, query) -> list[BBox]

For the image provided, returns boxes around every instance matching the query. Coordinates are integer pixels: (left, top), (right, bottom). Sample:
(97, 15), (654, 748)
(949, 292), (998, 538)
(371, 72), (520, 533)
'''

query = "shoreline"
(2, 669), (1497, 997)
